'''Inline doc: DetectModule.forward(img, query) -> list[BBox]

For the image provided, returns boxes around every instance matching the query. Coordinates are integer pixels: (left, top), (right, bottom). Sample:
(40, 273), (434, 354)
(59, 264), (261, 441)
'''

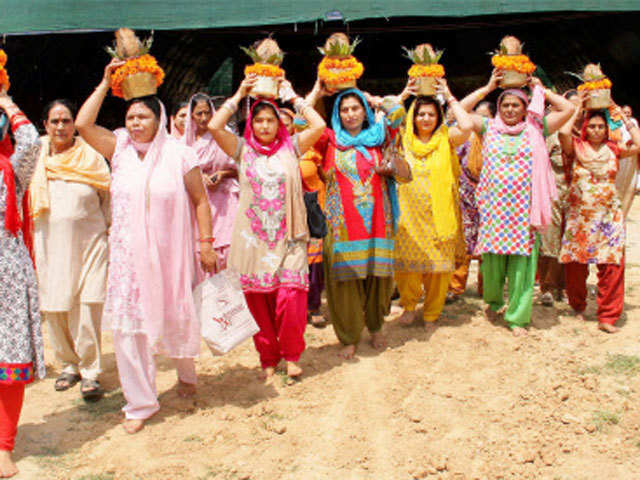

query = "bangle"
(199, 237), (215, 243)
(8, 111), (25, 123)
(221, 100), (238, 115)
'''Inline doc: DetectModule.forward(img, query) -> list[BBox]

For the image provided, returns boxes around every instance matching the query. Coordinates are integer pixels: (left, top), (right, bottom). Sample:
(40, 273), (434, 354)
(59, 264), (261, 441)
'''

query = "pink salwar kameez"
(104, 107), (203, 420)
(183, 95), (239, 270)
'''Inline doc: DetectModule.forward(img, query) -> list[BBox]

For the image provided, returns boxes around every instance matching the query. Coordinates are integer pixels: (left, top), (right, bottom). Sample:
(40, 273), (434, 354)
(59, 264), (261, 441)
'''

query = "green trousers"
(481, 237), (539, 329)
(324, 271), (394, 345)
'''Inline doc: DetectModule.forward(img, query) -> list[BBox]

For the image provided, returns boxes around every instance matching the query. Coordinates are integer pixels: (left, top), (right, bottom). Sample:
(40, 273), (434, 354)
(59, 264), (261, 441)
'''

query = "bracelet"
(221, 100), (238, 115)
(9, 111), (27, 125)
(199, 237), (215, 243)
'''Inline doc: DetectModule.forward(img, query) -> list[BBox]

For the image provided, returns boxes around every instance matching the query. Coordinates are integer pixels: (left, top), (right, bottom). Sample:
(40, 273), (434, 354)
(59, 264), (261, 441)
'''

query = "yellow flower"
(491, 54), (536, 74)
(244, 63), (284, 78)
(577, 78), (613, 91)
(408, 64), (445, 78)
(318, 56), (364, 86)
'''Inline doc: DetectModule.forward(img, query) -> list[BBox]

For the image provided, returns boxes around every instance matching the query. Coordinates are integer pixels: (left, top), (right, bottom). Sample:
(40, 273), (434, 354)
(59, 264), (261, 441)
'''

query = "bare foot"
(370, 331), (387, 350)
(338, 344), (357, 359)
(0, 450), (18, 478)
(485, 307), (500, 323)
(511, 326), (528, 337)
(598, 322), (620, 334)
(574, 311), (587, 322)
(286, 361), (303, 378)
(260, 367), (276, 384)
(122, 418), (145, 435)
(177, 380), (196, 398)
(397, 309), (417, 326)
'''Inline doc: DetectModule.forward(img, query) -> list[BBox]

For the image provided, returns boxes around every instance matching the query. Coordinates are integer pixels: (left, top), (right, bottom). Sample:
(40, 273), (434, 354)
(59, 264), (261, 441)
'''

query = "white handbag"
(193, 269), (259, 355)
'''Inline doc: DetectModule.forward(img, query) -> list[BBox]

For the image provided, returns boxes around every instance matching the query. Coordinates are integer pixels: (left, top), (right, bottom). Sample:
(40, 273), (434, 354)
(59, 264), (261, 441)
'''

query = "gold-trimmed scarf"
(30, 136), (110, 218)
(402, 100), (459, 239)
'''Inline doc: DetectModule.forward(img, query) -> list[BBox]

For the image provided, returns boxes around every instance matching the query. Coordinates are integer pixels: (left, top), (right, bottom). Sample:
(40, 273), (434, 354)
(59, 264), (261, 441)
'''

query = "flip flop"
(81, 379), (104, 402)
(54, 372), (81, 391)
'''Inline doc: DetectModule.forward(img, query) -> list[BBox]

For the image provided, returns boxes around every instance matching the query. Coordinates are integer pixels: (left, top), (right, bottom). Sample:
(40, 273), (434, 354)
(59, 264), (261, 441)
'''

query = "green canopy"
(2, 0), (640, 35)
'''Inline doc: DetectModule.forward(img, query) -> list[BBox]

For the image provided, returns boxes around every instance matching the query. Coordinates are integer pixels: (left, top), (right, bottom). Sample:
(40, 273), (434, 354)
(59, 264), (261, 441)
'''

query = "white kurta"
(34, 179), (109, 311)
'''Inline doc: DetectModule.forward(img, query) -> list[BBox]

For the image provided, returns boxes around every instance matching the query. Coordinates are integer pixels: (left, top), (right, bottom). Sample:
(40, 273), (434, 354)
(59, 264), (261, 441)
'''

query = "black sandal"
(81, 379), (104, 402)
(54, 372), (81, 391)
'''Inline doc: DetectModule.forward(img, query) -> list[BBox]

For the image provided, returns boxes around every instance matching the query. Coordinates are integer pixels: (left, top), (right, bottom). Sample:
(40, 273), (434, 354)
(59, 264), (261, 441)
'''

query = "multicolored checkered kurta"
(474, 119), (536, 257)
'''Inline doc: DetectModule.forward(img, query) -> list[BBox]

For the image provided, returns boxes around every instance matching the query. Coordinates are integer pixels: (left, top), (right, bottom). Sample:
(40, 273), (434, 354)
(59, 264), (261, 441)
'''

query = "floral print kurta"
(559, 139), (624, 265)
(0, 124), (45, 384)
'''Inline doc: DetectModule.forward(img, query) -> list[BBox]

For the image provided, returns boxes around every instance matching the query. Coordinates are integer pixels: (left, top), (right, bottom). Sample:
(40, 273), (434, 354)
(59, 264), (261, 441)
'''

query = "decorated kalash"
(491, 35), (537, 88)
(317, 33), (364, 91)
(241, 37), (285, 99)
(403, 43), (445, 96)
(0, 49), (10, 94)
(106, 28), (165, 100)
(577, 63), (613, 110)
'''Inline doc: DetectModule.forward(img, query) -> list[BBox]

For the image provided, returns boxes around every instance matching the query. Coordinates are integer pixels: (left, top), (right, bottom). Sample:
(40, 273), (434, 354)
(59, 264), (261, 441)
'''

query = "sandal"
(81, 379), (104, 402)
(54, 372), (81, 391)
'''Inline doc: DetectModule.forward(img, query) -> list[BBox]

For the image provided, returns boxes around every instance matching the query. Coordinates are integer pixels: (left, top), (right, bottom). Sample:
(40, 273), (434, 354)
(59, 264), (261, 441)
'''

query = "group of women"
(1, 49), (640, 478)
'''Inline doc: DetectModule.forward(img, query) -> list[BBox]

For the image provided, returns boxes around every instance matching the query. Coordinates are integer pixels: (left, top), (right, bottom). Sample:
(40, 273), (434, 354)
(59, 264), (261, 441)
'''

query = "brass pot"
(326, 68), (357, 90)
(120, 72), (157, 101)
(499, 70), (528, 89)
(417, 76), (437, 96)
(250, 75), (280, 99)
(585, 89), (612, 110)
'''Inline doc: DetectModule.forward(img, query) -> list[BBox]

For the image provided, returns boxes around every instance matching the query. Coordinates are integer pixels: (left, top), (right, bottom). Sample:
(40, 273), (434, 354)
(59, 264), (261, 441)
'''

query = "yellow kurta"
(393, 136), (463, 273)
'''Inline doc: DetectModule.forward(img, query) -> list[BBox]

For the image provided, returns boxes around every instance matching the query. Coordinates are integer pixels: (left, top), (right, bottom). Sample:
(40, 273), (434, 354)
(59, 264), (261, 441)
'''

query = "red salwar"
(564, 256), (625, 325)
(0, 383), (25, 451)
(244, 288), (308, 369)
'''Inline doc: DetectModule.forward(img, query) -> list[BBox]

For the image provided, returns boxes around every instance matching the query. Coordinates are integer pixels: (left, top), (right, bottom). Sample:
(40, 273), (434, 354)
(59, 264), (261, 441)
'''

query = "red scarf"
(243, 99), (293, 157)
(580, 112), (620, 157)
(0, 134), (34, 258)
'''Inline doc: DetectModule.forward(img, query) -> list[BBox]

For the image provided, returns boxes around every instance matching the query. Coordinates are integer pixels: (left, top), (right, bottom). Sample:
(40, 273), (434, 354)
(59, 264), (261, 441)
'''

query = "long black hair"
(412, 95), (443, 133)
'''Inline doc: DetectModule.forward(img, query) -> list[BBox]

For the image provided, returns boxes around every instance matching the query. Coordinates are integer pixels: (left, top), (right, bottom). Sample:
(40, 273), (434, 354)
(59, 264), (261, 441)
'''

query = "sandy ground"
(11, 204), (640, 480)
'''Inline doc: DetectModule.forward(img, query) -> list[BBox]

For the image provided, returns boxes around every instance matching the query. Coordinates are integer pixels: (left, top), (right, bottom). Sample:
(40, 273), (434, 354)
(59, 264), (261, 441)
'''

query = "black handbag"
(304, 191), (328, 239)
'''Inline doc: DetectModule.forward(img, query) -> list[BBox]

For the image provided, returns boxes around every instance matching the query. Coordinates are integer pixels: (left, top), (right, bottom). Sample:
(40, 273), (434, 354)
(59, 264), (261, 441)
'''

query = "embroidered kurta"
(33, 138), (109, 311)
(315, 106), (404, 282)
(0, 124), (45, 384)
(228, 137), (309, 293)
(559, 139), (624, 265)
(475, 118), (538, 256)
(393, 140), (462, 273)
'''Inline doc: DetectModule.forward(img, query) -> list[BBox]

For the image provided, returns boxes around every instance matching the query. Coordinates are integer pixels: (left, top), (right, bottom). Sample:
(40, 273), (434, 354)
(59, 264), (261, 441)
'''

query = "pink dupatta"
(114, 102), (201, 358)
(494, 86), (556, 231)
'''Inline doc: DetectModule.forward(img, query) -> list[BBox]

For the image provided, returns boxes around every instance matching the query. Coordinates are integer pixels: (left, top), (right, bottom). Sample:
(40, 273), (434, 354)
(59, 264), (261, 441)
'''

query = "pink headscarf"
(113, 99), (201, 357)
(494, 86), (557, 232)
(243, 99), (293, 158)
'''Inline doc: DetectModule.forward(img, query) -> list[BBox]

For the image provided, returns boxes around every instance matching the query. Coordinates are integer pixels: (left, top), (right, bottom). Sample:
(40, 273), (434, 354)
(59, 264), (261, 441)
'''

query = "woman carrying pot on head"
(0, 92), (43, 479)
(306, 80), (411, 359)
(30, 99), (110, 402)
(460, 71), (574, 336)
(183, 93), (239, 270)
(207, 74), (325, 381)
(558, 97), (640, 333)
(75, 59), (217, 434)
(393, 78), (473, 326)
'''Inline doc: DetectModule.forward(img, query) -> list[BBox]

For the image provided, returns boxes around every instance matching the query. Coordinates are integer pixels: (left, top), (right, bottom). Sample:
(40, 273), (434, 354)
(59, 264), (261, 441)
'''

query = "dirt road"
(13, 205), (640, 480)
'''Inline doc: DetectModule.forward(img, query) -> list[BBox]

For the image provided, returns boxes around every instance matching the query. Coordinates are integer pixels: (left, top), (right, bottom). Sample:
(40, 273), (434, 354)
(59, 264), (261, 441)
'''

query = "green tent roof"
(2, 0), (640, 35)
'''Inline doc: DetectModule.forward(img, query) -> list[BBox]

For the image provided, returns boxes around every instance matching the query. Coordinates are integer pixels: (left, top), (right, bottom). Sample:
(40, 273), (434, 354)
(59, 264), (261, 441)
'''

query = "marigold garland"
(318, 56), (364, 85)
(491, 54), (536, 74)
(110, 54), (164, 99)
(244, 63), (284, 78)
(578, 77), (612, 91)
(408, 64), (445, 78)
(0, 49), (9, 92)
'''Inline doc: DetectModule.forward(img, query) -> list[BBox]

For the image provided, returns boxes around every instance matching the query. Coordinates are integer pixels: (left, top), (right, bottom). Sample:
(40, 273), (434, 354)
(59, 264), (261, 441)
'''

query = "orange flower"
(491, 54), (536, 74)
(244, 63), (284, 78)
(408, 64), (445, 78)
(110, 54), (165, 99)
(577, 78), (612, 91)
(0, 49), (9, 92)
(318, 56), (364, 86)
